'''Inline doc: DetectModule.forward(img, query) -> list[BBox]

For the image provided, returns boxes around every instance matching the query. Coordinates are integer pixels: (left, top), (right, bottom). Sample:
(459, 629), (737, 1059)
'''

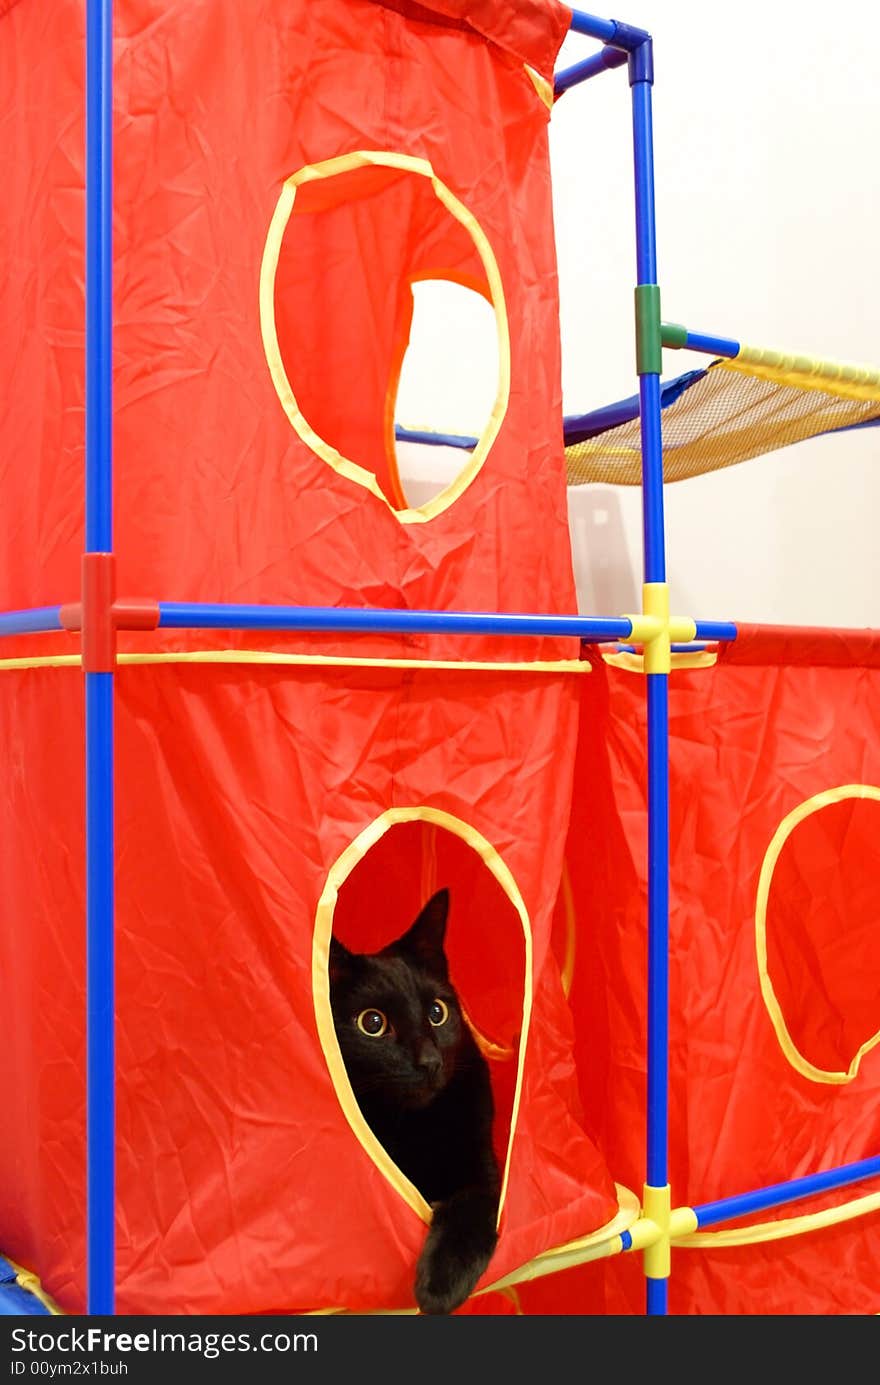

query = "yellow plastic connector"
(622, 583), (697, 674)
(642, 1183), (671, 1278)
(622, 1190), (698, 1277)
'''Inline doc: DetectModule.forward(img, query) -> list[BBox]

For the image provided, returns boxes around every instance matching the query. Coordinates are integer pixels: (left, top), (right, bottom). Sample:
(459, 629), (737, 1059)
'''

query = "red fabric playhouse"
(4, 0), (879, 1320)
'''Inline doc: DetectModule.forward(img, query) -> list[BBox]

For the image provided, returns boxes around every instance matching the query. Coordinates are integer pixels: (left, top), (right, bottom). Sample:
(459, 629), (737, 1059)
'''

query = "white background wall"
(398, 0), (880, 627)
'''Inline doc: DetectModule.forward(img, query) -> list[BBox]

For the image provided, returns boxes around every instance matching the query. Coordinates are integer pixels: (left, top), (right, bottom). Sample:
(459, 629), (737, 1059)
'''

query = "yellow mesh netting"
(564, 354), (880, 487)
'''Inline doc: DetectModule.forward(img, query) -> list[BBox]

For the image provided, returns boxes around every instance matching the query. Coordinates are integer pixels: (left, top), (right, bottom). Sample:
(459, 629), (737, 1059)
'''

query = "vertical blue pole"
(631, 74), (663, 583)
(85, 0), (115, 1316)
(630, 41), (670, 1318)
(85, 673), (114, 1316)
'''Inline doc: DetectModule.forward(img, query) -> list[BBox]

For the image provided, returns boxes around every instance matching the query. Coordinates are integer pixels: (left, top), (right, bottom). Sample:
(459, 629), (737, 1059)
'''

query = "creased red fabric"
(722, 623), (880, 668)
(372, 0), (572, 79)
(541, 655), (880, 1315)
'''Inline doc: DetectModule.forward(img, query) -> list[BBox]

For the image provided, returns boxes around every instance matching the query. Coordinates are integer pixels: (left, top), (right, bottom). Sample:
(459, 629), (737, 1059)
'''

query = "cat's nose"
(415, 1043), (442, 1077)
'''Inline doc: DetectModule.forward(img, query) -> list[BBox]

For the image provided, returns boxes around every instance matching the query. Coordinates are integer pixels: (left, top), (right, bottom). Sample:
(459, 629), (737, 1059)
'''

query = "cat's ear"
(328, 934), (353, 982)
(398, 888), (450, 973)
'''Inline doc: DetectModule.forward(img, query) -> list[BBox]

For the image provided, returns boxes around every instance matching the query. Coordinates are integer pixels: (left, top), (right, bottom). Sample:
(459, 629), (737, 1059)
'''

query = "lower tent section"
(0, 658), (618, 1314)
(6, 625), (880, 1315)
(0, 1185), (639, 1317)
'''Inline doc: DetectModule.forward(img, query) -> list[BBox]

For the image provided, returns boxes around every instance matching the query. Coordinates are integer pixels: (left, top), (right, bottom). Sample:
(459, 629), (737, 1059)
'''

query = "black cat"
(328, 887), (500, 1315)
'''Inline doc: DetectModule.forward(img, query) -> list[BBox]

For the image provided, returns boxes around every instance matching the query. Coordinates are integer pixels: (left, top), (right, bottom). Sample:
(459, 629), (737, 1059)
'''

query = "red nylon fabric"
(372, 0), (573, 80)
(0, 0), (618, 1315)
(723, 623), (880, 668)
(533, 650), (880, 1314)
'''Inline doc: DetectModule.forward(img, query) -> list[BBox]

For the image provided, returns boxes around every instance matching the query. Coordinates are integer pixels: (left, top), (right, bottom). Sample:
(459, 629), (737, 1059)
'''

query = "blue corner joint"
(559, 13), (652, 95)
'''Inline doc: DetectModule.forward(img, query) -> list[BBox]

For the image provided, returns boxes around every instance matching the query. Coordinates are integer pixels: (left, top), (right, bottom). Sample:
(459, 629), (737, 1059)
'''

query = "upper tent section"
(373, 0), (573, 81)
(1, 0), (579, 655)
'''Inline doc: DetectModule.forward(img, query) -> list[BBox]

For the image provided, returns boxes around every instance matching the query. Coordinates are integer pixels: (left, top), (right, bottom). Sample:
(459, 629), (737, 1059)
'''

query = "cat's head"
(328, 888), (466, 1111)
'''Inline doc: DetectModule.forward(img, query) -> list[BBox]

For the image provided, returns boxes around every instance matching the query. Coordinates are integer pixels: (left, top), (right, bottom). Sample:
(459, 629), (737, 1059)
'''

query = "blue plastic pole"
(86, 2), (113, 556)
(0, 603), (740, 648)
(85, 0), (115, 1317)
(568, 11), (651, 50)
(158, 602), (634, 642)
(0, 607), (63, 637)
(644, 673), (668, 1321)
(693, 620), (738, 643)
(84, 672), (115, 1316)
(694, 1154), (880, 1229)
(568, 8), (619, 42)
(631, 79), (663, 582)
(683, 330), (740, 359)
(394, 424), (477, 450)
(629, 35), (670, 1318)
(554, 46), (627, 96)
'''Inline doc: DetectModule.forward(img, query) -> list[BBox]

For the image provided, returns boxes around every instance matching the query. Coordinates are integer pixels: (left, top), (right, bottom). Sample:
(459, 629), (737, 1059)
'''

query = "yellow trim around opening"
(559, 858), (576, 999)
(483, 1183), (640, 1295)
(313, 807), (532, 1228)
(259, 151), (511, 524)
(755, 784), (880, 1084)
(0, 651), (590, 675)
(524, 65), (555, 110)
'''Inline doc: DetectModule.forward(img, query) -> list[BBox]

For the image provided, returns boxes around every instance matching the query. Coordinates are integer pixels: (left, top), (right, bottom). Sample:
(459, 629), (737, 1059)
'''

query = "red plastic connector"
(59, 553), (160, 672)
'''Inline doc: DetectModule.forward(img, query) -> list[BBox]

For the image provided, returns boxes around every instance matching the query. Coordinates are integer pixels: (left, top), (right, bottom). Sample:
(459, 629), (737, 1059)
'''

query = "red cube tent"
(529, 630), (880, 1315)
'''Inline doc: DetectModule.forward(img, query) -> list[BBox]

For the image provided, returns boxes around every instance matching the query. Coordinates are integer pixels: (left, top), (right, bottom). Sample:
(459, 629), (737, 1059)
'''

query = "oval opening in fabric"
(312, 809), (530, 1224)
(260, 152), (510, 523)
(394, 279), (500, 510)
(757, 785), (880, 1083)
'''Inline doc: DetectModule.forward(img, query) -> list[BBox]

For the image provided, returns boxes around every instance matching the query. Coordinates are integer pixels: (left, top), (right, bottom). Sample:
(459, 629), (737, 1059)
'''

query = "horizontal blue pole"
(0, 606), (63, 637)
(395, 425), (477, 451)
(694, 1154), (880, 1229)
(0, 605), (740, 647)
(693, 620), (738, 642)
(684, 331), (740, 359)
(619, 1153), (880, 1252)
(568, 11), (650, 49)
(554, 45), (627, 95)
(617, 642), (712, 655)
(158, 602), (633, 642)
(568, 8), (618, 42)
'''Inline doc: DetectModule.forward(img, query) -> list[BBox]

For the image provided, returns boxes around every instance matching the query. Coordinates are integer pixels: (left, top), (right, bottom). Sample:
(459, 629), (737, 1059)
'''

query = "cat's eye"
(356, 1008), (388, 1037)
(428, 999), (449, 1027)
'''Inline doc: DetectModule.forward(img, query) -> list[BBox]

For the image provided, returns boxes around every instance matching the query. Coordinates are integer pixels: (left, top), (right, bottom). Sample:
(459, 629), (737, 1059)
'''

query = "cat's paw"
(415, 1251), (488, 1316)
(414, 1193), (498, 1315)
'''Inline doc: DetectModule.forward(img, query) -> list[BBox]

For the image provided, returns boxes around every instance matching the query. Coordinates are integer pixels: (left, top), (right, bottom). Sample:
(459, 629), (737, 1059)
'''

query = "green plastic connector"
(635, 284), (662, 375)
(661, 321), (688, 349)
